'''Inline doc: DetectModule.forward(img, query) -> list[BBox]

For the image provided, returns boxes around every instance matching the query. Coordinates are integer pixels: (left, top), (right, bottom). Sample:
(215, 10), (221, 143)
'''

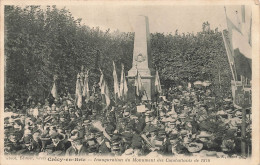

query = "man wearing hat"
(31, 129), (43, 153)
(110, 134), (123, 156)
(97, 132), (111, 155)
(6, 130), (24, 154)
(132, 114), (145, 134)
(17, 135), (35, 155)
(165, 132), (179, 155)
(48, 132), (66, 155)
(121, 131), (133, 152)
(84, 128), (99, 154)
(66, 130), (88, 156)
(131, 135), (144, 156)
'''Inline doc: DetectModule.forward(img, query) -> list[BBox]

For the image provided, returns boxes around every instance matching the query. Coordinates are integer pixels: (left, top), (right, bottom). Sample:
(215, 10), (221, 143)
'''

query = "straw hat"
(123, 148), (134, 155)
(197, 131), (212, 138)
(186, 142), (203, 153)
(179, 113), (187, 119)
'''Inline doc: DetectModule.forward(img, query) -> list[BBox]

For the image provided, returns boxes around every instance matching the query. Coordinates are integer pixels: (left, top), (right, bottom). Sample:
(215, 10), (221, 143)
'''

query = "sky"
(56, 5), (251, 34)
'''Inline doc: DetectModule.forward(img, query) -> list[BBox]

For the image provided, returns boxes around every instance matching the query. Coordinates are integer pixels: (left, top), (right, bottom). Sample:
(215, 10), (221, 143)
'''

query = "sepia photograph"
(1, 1), (259, 165)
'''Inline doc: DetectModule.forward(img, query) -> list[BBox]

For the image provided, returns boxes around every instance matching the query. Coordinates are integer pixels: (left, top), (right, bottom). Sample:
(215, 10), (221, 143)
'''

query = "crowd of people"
(4, 84), (252, 157)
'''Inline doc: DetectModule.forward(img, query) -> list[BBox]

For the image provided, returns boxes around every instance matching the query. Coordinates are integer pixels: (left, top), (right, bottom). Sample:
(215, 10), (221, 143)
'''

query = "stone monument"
(127, 15), (155, 101)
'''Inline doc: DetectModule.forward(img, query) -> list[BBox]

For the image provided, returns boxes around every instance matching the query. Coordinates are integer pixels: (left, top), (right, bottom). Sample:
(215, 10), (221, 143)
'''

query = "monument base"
(127, 74), (155, 101)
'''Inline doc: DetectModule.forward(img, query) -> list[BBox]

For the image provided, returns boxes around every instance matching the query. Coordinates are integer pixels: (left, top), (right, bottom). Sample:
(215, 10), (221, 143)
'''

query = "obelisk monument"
(127, 15), (155, 101)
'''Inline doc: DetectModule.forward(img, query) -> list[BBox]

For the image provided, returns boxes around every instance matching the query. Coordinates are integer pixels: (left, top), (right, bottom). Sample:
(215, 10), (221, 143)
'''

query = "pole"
(240, 75), (247, 158)
(241, 108), (246, 158)
(218, 61), (221, 90)
(221, 30), (237, 84)
(135, 86), (137, 105)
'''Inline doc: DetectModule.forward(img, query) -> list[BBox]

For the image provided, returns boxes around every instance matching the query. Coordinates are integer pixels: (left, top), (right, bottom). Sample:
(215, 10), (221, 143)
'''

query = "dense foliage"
(4, 5), (232, 103)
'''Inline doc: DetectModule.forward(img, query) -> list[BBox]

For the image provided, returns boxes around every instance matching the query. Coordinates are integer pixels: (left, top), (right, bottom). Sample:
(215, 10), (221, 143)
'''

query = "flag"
(113, 61), (120, 98)
(155, 70), (162, 94)
(119, 64), (128, 99)
(224, 6), (252, 80)
(99, 69), (110, 107)
(82, 70), (90, 103)
(75, 73), (82, 108)
(135, 69), (143, 96)
(51, 82), (58, 99)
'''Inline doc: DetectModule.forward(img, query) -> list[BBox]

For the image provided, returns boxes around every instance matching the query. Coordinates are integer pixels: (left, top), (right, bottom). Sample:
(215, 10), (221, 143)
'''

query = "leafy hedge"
(4, 6), (232, 103)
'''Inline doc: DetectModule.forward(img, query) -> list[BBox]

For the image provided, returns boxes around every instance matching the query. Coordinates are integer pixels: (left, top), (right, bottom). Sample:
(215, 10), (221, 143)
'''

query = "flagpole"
(241, 75), (247, 158)
(221, 30), (237, 85)
(241, 107), (246, 158)
(223, 6), (238, 83)
(135, 64), (138, 104)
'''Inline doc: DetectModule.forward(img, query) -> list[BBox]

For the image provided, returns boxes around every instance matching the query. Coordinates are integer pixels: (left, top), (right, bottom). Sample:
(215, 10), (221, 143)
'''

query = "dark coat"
(98, 139), (111, 154)
(31, 139), (42, 153)
(52, 141), (65, 152)
(8, 141), (24, 154)
(65, 145), (88, 156)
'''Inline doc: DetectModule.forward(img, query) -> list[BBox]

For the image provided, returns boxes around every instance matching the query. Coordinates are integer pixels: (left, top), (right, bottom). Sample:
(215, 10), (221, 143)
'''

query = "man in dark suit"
(96, 131), (111, 155)
(31, 130), (42, 153)
(66, 130), (88, 156)
(49, 132), (66, 155)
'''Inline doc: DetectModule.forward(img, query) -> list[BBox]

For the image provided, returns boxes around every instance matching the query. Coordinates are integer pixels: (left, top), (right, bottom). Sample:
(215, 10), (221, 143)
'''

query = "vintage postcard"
(0, 0), (259, 165)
